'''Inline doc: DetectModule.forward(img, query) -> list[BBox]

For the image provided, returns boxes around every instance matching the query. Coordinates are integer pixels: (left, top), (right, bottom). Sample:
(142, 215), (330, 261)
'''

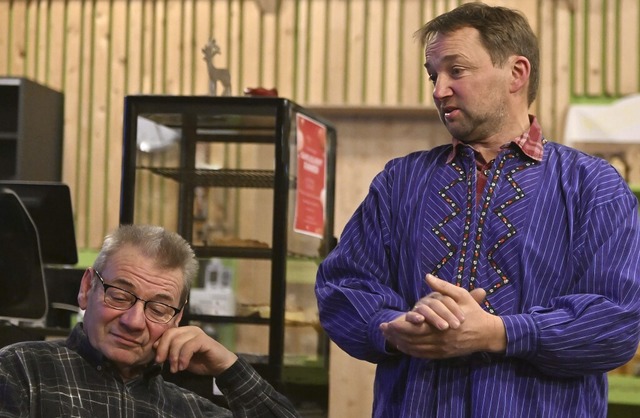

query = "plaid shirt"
(0, 324), (300, 417)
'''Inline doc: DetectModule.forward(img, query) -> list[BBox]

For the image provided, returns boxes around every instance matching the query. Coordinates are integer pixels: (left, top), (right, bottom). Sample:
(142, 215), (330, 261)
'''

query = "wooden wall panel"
(47, 0), (65, 96)
(365, 0), (385, 104)
(0, 0), (638, 253)
(275, 0), (296, 99)
(324, 0), (347, 103)
(260, 5), (278, 90)
(108, 0), (129, 230)
(603, 0), (616, 95)
(8, 0), (26, 75)
(400, 0), (426, 106)
(0, 2), (8, 74)
(345, 0), (367, 104)
(537, 0), (574, 141)
(1, 0), (639, 416)
(306, 0), (328, 102)
(90, 0), (111, 239)
(553, 2), (572, 141)
(619, 0), (640, 94)
(74, 0), (95, 246)
(192, 0), (211, 93)
(586, 0), (603, 96)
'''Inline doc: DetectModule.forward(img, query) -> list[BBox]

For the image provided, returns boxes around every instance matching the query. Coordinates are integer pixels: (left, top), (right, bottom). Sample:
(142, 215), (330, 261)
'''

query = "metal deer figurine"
(202, 39), (231, 96)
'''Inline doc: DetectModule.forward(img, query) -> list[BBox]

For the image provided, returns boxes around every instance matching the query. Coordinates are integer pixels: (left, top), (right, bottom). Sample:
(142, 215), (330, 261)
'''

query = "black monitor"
(0, 187), (48, 323)
(0, 181), (78, 265)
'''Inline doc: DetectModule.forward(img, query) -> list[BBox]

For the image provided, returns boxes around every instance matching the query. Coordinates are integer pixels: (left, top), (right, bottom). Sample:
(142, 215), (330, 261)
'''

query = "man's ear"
(77, 268), (94, 310)
(509, 55), (531, 96)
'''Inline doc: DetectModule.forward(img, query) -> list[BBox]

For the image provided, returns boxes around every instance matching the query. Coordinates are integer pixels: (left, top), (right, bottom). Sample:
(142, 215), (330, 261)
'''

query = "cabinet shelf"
(194, 246), (272, 259)
(0, 132), (18, 140)
(195, 132), (276, 143)
(139, 166), (275, 188)
(194, 246), (328, 261)
(142, 113), (277, 131)
(184, 313), (271, 325)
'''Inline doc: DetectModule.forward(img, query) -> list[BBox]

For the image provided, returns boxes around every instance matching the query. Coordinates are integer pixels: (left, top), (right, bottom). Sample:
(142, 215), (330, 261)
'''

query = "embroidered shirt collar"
(446, 115), (544, 163)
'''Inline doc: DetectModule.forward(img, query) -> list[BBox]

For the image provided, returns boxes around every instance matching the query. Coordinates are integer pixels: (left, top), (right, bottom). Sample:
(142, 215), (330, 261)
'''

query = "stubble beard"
(443, 101), (508, 145)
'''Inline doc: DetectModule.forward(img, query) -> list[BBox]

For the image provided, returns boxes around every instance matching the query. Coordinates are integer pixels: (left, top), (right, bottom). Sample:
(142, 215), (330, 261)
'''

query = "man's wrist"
(486, 316), (507, 353)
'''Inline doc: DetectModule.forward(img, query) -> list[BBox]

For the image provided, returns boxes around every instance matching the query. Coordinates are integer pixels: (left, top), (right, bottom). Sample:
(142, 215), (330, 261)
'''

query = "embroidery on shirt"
(430, 153), (536, 314)
(481, 154), (535, 314)
(431, 162), (466, 275)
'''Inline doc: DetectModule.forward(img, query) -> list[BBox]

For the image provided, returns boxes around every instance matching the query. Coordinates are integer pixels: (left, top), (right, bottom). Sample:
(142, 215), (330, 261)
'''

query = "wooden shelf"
(307, 105), (440, 119)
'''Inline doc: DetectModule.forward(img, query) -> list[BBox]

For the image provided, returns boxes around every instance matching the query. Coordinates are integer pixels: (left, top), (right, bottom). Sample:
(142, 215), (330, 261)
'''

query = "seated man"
(0, 224), (300, 417)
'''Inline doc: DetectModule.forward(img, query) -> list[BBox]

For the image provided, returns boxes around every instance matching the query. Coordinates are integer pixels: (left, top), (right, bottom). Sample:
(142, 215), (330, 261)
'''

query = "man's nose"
(433, 76), (452, 101)
(120, 300), (147, 328)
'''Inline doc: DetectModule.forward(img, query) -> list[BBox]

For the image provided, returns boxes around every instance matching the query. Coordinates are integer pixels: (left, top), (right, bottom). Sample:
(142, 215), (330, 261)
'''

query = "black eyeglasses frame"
(92, 268), (183, 324)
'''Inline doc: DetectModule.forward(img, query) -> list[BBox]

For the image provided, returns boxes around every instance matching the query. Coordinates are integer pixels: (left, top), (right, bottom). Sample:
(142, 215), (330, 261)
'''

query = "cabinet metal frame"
(119, 95), (336, 389)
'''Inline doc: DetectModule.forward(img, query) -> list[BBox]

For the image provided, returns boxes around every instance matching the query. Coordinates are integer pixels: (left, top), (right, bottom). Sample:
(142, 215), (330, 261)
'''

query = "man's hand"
(408, 274), (486, 327)
(380, 274), (506, 359)
(153, 325), (238, 376)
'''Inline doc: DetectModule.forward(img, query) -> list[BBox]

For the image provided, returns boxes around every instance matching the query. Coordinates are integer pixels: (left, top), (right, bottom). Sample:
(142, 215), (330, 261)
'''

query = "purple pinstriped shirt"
(316, 126), (640, 417)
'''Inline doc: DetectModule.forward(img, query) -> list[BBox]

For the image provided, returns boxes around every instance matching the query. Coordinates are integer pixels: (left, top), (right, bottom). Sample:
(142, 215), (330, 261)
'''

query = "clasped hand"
(153, 325), (238, 376)
(379, 274), (506, 359)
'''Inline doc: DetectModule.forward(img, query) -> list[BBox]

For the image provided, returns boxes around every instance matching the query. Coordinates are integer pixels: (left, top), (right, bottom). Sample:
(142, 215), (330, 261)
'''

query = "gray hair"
(92, 224), (198, 305)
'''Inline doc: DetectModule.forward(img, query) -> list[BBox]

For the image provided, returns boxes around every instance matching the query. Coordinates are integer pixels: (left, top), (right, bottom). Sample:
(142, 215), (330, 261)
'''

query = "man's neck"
(465, 113), (531, 162)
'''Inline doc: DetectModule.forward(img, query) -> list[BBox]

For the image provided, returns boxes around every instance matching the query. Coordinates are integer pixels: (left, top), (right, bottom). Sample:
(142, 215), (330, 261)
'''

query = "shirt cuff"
(501, 313), (539, 359)
(214, 357), (254, 391)
(370, 308), (406, 354)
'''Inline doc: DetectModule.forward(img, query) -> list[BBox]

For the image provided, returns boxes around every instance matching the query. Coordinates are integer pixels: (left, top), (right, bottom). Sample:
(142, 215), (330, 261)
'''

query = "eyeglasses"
(93, 269), (183, 324)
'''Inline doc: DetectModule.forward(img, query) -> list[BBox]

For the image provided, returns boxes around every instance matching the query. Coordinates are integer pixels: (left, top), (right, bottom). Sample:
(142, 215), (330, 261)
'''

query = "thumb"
(470, 287), (486, 305)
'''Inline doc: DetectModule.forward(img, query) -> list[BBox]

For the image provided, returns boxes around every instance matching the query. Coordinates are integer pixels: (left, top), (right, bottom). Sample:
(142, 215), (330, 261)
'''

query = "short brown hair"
(415, 2), (539, 105)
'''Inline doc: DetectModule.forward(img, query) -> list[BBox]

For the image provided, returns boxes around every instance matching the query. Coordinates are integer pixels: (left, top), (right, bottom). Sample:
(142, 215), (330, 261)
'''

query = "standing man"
(315, 2), (640, 417)
(0, 224), (300, 417)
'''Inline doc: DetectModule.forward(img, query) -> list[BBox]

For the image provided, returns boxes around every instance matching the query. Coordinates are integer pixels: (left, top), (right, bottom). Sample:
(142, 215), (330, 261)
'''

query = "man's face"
(425, 26), (514, 143)
(78, 245), (184, 380)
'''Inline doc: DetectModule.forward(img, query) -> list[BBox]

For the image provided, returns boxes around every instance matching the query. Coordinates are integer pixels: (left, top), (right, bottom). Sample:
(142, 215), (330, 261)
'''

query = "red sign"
(294, 114), (326, 238)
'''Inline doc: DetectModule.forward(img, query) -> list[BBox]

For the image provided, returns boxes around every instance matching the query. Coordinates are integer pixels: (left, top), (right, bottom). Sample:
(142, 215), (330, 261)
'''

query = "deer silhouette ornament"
(202, 39), (231, 96)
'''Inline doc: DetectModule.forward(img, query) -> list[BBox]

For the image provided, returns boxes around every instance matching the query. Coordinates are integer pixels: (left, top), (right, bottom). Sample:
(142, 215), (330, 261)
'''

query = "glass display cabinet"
(119, 95), (336, 404)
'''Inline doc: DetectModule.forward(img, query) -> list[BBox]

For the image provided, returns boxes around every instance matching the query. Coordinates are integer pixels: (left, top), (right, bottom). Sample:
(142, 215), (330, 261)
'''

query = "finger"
(412, 301), (458, 330)
(470, 287), (487, 304)
(153, 329), (175, 363)
(381, 322), (444, 358)
(380, 320), (404, 342)
(381, 318), (436, 342)
(172, 331), (206, 372)
(421, 292), (465, 324)
(156, 329), (196, 372)
(425, 274), (467, 302)
(405, 310), (426, 324)
(413, 287), (465, 327)
(380, 323), (399, 351)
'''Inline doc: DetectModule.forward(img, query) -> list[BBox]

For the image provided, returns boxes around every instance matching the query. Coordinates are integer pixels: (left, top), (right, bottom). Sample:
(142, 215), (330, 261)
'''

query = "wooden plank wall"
(1, 1), (639, 416)
(0, 0), (639, 249)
